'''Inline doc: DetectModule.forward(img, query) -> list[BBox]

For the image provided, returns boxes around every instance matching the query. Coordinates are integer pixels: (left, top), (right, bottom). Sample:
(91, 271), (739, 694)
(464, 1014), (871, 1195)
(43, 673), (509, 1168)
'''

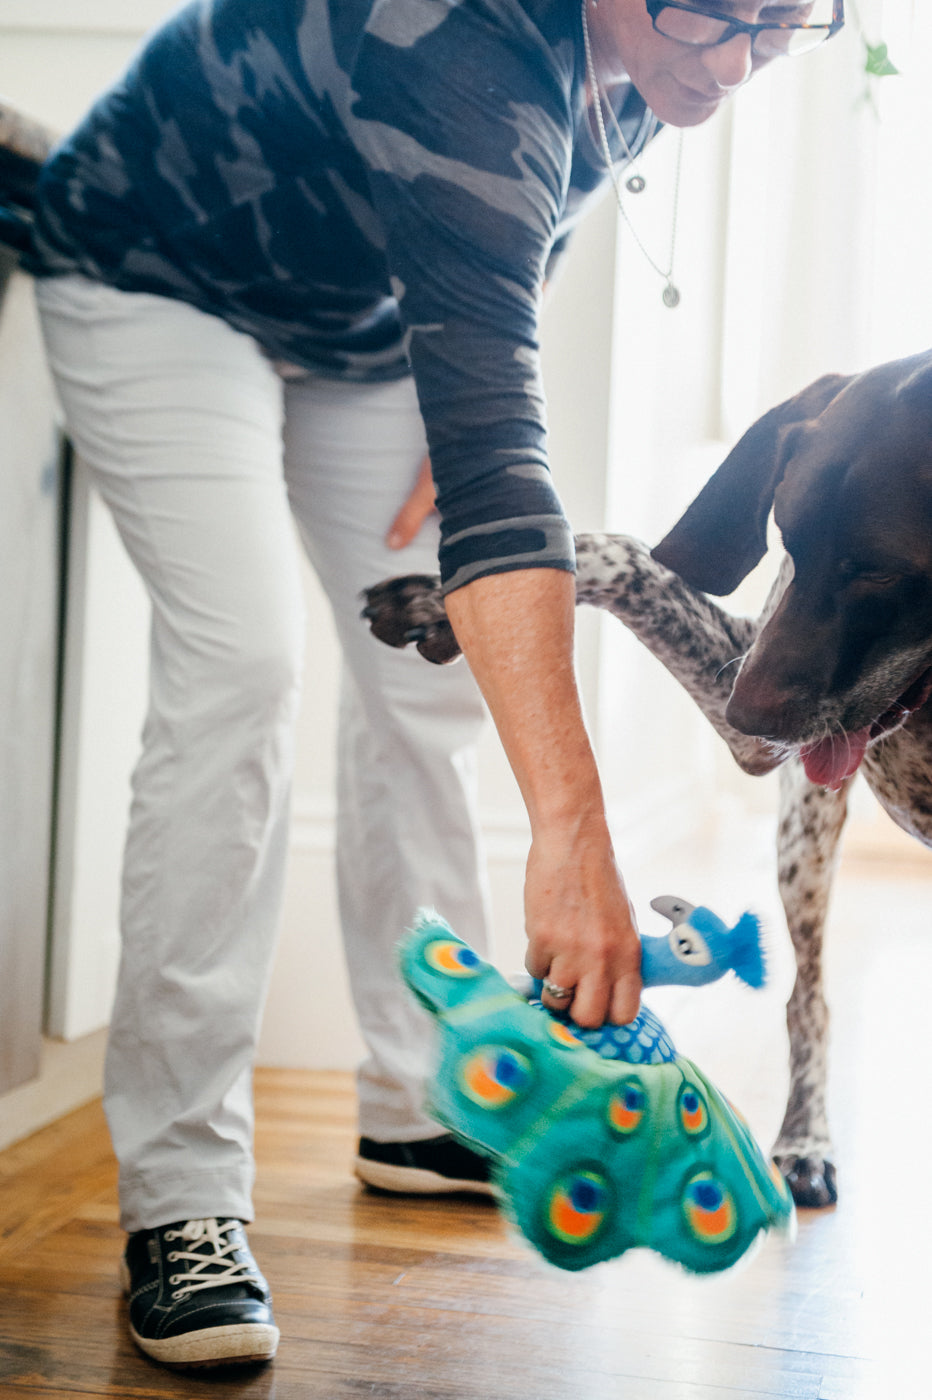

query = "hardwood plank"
(0, 1100), (116, 1264)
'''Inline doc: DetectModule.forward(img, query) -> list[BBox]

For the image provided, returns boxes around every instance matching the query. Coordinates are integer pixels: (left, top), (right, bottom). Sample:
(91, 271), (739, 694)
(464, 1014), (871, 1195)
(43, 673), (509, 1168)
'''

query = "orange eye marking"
(463, 1061), (509, 1104)
(682, 1172), (737, 1244)
(608, 1081), (646, 1135)
(547, 1021), (583, 1049)
(459, 1048), (531, 1109)
(678, 1085), (709, 1136)
(424, 939), (481, 977)
(546, 1172), (609, 1244)
(550, 1195), (602, 1241)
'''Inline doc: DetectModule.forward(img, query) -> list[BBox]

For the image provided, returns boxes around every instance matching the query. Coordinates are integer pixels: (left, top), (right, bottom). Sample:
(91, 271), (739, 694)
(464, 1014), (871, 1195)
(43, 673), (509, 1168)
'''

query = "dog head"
(652, 353), (932, 786)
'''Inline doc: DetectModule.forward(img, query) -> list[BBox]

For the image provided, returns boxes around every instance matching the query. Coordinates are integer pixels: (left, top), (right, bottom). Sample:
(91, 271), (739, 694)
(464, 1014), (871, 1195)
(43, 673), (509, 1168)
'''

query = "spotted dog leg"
(362, 537), (779, 772)
(572, 535), (779, 776)
(771, 759), (850, 1208)
(363, 534), (774, 781)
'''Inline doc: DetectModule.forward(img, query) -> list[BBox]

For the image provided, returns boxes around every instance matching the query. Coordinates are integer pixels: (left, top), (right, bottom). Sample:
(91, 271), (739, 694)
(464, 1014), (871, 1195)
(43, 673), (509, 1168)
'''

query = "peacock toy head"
(646, 895), (766, 990)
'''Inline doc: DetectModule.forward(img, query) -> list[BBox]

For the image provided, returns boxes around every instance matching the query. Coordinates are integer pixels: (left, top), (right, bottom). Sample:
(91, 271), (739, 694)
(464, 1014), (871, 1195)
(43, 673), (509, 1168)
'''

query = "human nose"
(700, 32), (753, 91)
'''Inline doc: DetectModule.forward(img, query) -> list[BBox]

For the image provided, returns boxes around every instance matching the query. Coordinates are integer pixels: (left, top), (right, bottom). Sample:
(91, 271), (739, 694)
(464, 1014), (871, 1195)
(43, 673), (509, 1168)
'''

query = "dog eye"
(857, 571), (898, 586)
(840, 561), (900, 587)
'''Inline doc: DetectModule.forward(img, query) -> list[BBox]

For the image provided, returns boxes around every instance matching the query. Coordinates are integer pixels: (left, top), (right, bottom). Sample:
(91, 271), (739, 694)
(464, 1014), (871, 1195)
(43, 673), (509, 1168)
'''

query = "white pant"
(36, 275), (491, 1232)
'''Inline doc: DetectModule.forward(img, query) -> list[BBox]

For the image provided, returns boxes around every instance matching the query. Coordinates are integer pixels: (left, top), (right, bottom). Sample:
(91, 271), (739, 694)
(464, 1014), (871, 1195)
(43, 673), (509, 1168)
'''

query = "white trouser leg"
(282, 374), (492, 1141)
(37, 276), (305, 1231)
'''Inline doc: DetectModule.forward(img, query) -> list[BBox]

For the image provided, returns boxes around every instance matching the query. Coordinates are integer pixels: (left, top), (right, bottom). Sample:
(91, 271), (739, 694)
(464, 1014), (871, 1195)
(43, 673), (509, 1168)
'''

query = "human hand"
(386, 453), (436, 549)
(523, 825), (642, 1029)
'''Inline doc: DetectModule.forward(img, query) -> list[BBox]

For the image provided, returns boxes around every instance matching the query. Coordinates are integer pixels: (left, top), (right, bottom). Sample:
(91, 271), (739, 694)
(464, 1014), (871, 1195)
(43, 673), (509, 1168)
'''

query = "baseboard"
(0, 1028), (106, 1153)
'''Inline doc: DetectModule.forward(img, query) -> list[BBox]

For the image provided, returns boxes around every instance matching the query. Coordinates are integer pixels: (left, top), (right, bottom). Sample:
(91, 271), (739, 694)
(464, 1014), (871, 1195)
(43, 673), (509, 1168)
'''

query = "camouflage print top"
(30, 0), (658, 593)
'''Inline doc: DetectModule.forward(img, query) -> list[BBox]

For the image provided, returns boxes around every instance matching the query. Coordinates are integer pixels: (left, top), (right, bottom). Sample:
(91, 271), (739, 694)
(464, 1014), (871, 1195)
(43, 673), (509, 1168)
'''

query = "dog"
(362, 351), (932, 1209)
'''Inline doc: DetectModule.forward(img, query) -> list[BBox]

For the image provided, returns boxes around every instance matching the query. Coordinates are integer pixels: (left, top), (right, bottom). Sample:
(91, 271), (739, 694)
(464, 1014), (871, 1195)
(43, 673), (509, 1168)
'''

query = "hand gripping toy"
(400, 900), (793, 1275)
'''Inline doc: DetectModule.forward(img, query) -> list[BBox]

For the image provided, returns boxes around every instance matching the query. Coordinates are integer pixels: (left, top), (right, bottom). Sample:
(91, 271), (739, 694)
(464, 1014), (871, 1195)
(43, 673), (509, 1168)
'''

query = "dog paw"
(361, 574), (462, 664)
(772, 1154), (837, 1209)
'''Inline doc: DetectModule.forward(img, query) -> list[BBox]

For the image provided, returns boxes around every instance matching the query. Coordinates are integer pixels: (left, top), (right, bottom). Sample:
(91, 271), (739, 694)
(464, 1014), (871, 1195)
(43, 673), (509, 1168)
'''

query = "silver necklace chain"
(600, 67), (648, 195)
(581, 0), (683, 308)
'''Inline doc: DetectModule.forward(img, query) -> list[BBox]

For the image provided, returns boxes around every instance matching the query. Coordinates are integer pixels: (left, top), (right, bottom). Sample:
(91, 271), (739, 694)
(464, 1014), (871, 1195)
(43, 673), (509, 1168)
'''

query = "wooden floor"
(2, 859), (932, 1398)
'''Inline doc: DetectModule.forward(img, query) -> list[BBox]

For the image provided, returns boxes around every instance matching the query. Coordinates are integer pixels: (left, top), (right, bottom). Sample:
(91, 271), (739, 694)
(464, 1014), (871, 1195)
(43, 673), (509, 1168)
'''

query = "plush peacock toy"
(400, 901), (792, 1275)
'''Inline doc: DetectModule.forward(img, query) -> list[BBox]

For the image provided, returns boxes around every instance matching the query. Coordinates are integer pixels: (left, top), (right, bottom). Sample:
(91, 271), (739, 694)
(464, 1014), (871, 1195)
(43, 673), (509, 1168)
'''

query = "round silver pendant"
(662, 282), (681, 309)
(625, 173), (646, 194)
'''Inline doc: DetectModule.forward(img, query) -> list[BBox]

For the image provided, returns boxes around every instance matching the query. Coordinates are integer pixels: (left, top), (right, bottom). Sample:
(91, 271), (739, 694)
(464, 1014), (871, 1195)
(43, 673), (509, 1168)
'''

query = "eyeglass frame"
(643, 0), (846, 51)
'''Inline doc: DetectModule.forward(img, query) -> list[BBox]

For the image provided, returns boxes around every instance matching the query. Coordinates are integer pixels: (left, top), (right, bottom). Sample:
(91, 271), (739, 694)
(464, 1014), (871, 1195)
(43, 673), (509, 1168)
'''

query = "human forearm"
(446, 569), (602, 824)
(445, 567), (642, 1026)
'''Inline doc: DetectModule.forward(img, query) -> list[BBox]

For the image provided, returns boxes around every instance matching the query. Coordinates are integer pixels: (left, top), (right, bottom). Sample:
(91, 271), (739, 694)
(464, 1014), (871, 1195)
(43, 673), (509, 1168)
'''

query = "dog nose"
(725, 668), (810, 741)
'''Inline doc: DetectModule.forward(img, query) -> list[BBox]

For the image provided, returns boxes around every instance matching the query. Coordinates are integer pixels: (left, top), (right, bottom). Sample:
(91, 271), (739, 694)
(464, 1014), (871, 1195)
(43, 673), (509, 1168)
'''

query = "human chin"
(641, 78), (726, 127)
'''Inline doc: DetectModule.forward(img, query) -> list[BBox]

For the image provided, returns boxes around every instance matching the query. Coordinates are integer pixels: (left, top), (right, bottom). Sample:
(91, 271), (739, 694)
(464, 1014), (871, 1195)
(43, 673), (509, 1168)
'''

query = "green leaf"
(864, 41), (900, 78)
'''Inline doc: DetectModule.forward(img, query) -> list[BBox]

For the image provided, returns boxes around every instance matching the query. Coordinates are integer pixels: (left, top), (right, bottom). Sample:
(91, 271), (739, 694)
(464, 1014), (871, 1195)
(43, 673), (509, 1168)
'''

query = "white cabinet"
(0, 262), (60, 1092)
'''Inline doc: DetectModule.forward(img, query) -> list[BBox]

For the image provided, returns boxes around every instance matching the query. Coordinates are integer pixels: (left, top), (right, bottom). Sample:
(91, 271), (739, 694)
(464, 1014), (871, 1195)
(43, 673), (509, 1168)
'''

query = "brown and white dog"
(362, 351), (932, 1209)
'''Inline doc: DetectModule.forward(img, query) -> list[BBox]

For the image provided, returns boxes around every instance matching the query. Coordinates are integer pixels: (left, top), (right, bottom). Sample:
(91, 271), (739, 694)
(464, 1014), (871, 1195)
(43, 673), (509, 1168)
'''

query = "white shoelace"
(163, 1218), (257, 1301)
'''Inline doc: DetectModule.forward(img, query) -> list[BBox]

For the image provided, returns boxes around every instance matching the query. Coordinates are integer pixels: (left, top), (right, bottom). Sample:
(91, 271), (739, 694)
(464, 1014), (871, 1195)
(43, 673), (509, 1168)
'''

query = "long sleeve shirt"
(29, 0), (658, 591)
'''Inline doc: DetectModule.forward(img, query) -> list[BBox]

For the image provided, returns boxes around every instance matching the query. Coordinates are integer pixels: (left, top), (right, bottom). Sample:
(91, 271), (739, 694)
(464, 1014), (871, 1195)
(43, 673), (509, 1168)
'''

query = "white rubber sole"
(120, 1258), (278, 1368)
(353, 1155), (496, 1197)
(128, 1320), (279, 1369)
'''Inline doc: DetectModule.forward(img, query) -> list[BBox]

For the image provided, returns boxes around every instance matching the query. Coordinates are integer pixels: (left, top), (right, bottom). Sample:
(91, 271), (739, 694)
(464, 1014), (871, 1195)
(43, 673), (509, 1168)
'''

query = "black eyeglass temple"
(646, 0), (846, 31)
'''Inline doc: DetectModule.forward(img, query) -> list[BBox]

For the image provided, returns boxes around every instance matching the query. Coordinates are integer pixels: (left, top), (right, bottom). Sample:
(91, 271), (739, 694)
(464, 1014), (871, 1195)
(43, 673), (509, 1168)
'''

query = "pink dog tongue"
(800, 728), (870, 789)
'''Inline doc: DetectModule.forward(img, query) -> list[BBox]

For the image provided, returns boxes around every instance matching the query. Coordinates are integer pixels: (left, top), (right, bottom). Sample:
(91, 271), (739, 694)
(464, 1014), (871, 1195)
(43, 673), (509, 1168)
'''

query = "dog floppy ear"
(651, 373), (852, 595)
(895, 353), (932, 425)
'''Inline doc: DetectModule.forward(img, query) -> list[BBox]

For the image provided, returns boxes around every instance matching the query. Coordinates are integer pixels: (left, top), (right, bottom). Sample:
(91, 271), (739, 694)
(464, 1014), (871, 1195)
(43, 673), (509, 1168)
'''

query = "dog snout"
(725, 664), (812, 741)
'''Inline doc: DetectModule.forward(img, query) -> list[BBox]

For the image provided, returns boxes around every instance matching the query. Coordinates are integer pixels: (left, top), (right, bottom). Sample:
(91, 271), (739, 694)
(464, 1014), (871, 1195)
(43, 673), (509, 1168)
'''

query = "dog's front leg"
(771, 759), (850, 1207)
(574, 535), (779, 776)
(364, 535), (786, 778)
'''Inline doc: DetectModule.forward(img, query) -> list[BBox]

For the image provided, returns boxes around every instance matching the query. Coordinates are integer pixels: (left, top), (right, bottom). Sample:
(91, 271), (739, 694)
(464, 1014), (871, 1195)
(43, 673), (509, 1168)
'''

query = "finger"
(386, 456), (436, 548)
(539, 975), (577, 1013)
(564, 976), (609, 1030)
(608, 970), (642, 1027)
(524, 947), (551, 981)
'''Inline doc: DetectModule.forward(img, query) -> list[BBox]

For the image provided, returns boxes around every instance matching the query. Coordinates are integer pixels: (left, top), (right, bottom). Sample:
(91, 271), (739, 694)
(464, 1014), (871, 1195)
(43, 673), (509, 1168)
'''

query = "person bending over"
(28, 0), (844, 1369)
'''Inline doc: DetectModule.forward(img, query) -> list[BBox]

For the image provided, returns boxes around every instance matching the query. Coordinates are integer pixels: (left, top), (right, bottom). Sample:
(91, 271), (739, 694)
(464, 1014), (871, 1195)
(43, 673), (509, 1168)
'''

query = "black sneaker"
(121, 1217), (279, 1369)
(354, 1134), (496, 1196)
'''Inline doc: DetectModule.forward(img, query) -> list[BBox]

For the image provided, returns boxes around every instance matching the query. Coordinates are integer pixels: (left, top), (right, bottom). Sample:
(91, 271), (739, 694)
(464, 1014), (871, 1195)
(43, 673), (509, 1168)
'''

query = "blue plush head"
(642, 896), (766, 990)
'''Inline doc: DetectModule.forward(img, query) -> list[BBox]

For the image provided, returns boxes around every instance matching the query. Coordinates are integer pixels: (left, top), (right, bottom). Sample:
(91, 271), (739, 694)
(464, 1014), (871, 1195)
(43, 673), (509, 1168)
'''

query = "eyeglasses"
(645, 1), (845, 58)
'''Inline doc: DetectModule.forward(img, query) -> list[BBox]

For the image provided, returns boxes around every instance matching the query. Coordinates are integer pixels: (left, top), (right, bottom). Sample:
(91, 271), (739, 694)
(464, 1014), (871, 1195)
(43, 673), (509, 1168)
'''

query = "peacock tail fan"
(502, 1056), (793, 1274)
(400, 909), (794, 1274)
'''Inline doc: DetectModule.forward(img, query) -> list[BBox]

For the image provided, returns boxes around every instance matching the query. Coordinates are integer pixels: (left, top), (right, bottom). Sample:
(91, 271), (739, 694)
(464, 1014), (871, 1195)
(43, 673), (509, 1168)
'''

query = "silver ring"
(541, 977), (574, 1001)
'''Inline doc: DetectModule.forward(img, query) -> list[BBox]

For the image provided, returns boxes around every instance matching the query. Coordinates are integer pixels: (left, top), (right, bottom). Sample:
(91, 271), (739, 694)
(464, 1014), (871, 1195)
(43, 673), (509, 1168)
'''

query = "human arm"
(354, 2), (641, 1019)
(445, 566), (641, 1027)
(384, 463), (644, 1025)
(385, 457), (645, 1021)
